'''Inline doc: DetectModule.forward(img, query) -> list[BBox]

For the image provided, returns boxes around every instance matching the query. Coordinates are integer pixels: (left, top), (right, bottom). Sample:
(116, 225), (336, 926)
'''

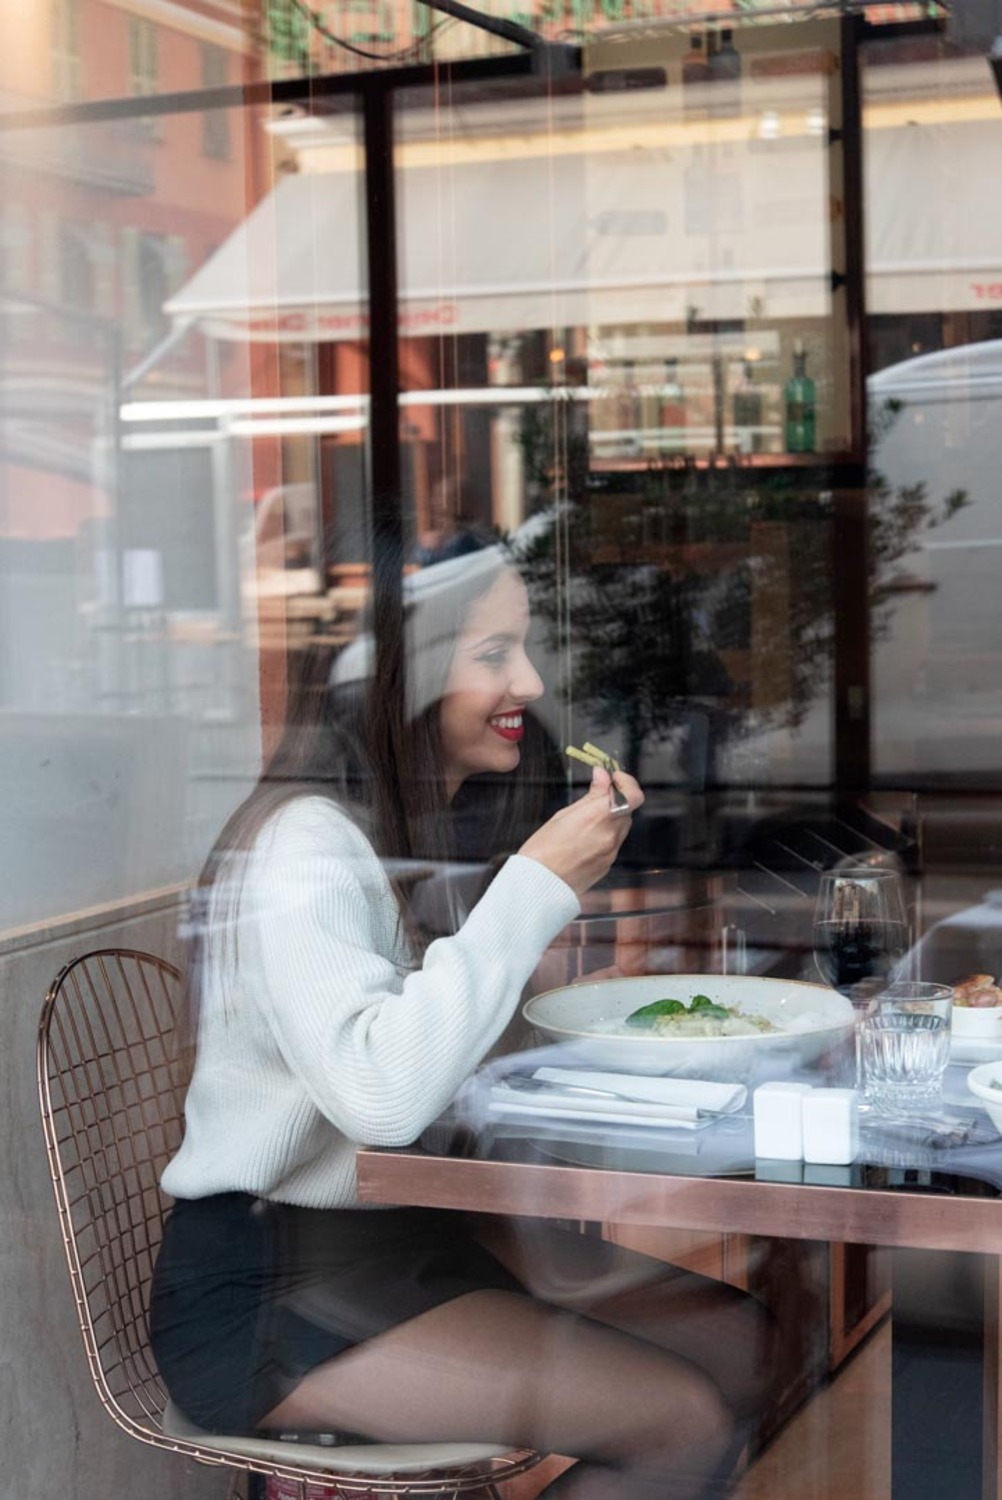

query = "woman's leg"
(472, 1218), (781, 1428)
(258, 1288), (737, 1500)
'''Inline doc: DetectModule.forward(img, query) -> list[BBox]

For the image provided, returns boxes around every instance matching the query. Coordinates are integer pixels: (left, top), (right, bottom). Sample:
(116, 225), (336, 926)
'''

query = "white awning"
(864, 118), (1002, 315)
(166, 139), (831, 341)
(165, 116), (1002, 342)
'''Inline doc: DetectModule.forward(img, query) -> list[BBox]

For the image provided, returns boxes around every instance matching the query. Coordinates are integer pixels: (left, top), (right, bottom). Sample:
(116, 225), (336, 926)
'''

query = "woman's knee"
(664, 1378), (735, 1466)
(585, 1360), (735, 1474)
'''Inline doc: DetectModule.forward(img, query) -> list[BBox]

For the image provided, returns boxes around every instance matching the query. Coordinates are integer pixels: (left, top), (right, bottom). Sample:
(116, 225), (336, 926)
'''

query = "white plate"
(951, 1034), (1002, 1065)
(951, 1005), (1002, 1040)
(522, 974), (854, 1082)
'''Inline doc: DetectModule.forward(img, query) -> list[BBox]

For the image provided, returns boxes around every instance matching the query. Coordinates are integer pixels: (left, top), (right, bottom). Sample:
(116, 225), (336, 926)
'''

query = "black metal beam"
(834, 12), (871, 797)
(841, 11), (868, 469)
(361, 85), (405, 673)
(414, 0), (541, 51)
(0, 52), (547, 131)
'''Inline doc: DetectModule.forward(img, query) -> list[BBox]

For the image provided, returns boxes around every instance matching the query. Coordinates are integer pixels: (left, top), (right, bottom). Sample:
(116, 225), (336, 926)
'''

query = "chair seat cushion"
(162, 1400), (513, 1476)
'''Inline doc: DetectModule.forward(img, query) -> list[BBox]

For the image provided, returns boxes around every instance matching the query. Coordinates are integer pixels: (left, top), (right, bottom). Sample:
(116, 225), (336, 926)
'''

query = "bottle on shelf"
(614, 360), (642, 455)
(733, 359), (763, 454)
(589, 359), (615, 447)
(711, 28), (741, 83)
(660, 358), (686, 451)
(683, 33), (710, 113)
(709, 27), (741, 116)
(784, 340), (816, 454)
(639, 363), (660, 438)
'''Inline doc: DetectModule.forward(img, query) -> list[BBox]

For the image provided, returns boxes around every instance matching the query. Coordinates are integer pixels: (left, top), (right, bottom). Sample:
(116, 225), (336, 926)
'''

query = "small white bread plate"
(952, 1005), (1002, 1041)
(966, 1061), (1002, 1132)
(952, 1034), (1002, 1065)
(522, 974), (853, 1081)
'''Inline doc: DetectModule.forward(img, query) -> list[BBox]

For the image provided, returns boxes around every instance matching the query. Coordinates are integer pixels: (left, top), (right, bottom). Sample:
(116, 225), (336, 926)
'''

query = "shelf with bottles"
(588, 450), (864, 480)
(586, 329), (838, 468)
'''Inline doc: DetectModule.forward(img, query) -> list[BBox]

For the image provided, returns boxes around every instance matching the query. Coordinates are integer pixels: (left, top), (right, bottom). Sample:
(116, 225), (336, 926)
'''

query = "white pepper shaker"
(802, 1088), (860, 1165)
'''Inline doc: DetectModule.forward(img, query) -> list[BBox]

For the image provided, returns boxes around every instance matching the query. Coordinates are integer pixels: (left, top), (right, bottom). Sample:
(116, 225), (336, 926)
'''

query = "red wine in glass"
(813, 915), (909, 993)
(813, 868), (909, 998)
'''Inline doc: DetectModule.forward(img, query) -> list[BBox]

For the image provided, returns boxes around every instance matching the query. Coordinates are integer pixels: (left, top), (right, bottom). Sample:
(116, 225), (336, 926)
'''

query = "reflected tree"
(513, 395), (969, 782)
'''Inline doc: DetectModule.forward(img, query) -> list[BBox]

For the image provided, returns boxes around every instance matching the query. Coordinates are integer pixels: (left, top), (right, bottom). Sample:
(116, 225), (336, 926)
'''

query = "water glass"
(860, 982), (953, 1116)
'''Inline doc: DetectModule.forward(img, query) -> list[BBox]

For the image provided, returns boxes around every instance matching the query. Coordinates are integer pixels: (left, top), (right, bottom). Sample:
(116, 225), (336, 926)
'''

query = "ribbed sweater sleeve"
(162, 797), (579, 1204)
(247, 799), (578, 1146)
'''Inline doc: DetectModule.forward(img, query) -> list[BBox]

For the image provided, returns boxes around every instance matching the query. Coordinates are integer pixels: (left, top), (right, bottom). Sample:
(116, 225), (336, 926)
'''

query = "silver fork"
(608, 776), (630, 815)
(863, 1111), (990, 1149)
(595, 751), (630, 814)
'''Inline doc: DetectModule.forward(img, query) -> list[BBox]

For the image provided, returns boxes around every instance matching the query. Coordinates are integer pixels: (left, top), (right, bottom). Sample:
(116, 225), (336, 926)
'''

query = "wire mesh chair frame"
(36, 948), (542, 1499)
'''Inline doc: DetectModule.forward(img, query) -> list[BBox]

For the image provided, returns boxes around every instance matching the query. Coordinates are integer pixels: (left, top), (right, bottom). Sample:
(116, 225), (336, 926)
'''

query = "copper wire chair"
(36, 949), (543, 1499)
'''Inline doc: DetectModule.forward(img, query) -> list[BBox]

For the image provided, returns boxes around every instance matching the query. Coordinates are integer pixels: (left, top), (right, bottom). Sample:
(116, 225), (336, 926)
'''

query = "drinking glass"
(813, 867), (909, 1090)
(859, 982), (953, 1116)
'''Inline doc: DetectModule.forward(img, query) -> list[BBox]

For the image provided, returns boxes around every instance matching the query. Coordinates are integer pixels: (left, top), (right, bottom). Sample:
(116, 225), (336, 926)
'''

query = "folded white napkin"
(488, 1069), (746, 1130)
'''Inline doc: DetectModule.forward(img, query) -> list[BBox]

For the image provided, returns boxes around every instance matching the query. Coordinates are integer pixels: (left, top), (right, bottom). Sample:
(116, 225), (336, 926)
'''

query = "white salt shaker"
(802, 1088), (860, 1165)
(752, 1081), (814, 1160)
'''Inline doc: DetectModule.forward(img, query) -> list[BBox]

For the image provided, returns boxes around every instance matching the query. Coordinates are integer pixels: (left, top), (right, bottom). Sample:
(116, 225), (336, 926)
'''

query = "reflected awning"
(166, 118), (1002, 342)
(166, 143), (832, 342)
(864, 118), (1002, 316)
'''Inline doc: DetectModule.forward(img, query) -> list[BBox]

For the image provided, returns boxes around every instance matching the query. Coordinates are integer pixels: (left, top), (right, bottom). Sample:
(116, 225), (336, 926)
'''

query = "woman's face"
(439, 568), (544, 796)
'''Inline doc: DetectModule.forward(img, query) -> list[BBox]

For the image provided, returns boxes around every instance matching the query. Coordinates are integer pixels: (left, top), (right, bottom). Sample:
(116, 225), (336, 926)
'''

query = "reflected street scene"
(8, 4), (1002, 1500)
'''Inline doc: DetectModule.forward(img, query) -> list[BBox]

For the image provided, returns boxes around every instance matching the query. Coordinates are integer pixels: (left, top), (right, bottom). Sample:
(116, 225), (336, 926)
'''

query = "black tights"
(260, 1223), (781, 1499)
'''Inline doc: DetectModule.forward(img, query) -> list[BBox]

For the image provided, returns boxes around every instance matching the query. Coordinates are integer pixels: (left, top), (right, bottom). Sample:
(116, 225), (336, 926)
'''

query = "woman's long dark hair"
(176, 548), (562, 1078)
(209, 547), (557, 867)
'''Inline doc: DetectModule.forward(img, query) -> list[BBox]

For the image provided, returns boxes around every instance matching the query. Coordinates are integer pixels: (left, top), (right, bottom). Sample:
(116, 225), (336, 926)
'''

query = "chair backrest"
(36, 949), (184, 1439)
(36, 948), (546, 1495)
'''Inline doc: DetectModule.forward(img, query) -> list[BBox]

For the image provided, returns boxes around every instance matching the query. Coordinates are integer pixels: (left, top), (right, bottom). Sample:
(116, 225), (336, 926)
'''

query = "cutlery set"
(487, 1068), (997, 1153)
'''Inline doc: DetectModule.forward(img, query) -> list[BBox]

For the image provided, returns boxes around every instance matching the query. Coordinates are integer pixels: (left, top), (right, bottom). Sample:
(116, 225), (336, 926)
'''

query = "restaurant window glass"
(392, 23), (849, 818)
(11, 11), (1002, 1498)
(0, 76), (369, 934)
(865, 29), (1002, 790)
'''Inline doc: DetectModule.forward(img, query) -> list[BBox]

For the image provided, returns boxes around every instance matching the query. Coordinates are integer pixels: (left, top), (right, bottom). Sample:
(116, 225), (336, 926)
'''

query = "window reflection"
(865, 36), (1002, 786)
(8, 9), (1002, 1500)
(0, 75), (366, 929)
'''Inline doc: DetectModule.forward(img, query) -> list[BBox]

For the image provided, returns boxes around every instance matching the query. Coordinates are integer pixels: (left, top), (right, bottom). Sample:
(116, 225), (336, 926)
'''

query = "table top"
(356, 1062), (1002, 1256)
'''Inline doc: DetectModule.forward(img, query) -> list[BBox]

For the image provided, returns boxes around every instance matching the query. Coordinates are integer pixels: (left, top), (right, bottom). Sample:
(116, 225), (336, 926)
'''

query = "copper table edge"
(356, 1147), (1002, 1255)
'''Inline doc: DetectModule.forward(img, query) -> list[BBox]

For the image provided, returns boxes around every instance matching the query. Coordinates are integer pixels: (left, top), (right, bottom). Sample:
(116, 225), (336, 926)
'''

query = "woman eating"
(150, 543), (774, 1500)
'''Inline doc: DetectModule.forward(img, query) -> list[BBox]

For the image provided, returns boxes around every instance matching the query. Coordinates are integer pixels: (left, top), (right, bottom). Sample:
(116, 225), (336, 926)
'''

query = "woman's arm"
(248, 799), (580, 1145)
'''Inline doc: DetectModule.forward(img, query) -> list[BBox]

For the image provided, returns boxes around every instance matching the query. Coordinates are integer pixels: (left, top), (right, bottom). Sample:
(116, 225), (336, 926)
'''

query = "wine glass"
(813, 867), (909, 998)
(813, 866), (910, 1090)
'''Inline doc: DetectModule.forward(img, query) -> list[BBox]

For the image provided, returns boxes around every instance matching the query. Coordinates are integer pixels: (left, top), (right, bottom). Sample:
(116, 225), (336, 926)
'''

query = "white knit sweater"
(161, 796), (579, 1208)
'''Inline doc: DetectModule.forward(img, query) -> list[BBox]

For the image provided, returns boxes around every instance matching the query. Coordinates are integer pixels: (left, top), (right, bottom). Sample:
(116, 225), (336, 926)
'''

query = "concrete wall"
(1, 891), (224, 1500)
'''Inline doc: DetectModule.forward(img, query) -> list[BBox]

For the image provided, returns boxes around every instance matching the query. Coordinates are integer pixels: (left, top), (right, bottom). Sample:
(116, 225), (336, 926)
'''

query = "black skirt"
(149, 1193), (523, 1434)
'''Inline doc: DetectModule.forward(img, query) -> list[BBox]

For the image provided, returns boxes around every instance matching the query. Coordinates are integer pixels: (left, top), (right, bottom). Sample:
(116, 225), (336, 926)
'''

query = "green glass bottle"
(733, 360), (762, 454)
(784, 340), (816, 454)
